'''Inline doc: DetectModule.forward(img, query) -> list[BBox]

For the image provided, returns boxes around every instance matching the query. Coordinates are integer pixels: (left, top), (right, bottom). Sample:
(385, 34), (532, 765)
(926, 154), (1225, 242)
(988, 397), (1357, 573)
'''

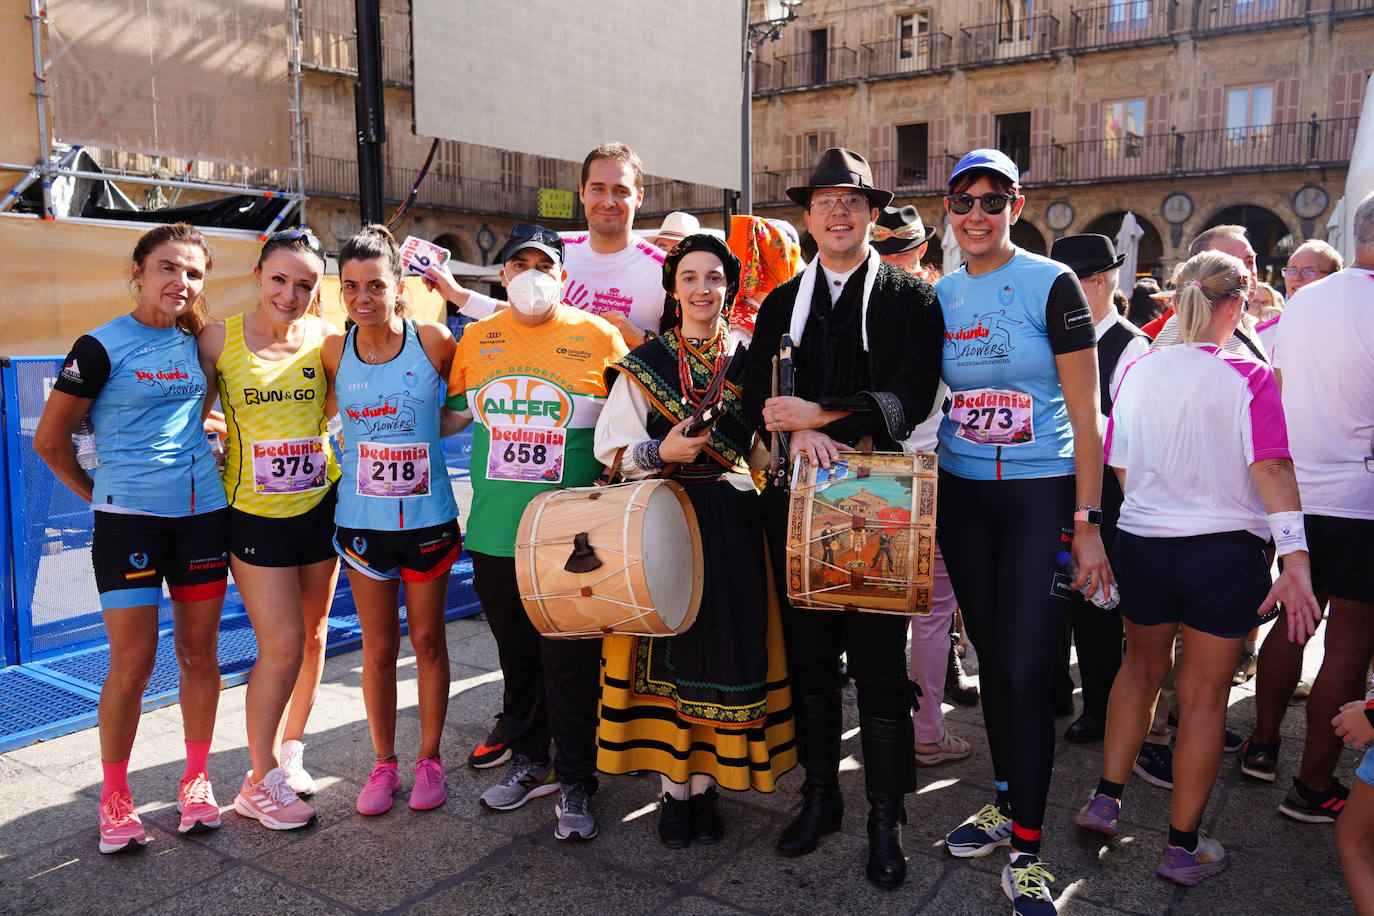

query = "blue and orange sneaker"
(1158, 833), (1228, 885)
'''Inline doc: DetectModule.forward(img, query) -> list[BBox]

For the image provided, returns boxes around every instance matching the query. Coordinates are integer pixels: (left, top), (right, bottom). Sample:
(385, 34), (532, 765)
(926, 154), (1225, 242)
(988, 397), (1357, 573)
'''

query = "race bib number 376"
(357, 441), (431, 498)
(949, 388), (1035, 446)
(486, 425), (565, 483)
(252, 437), (329, 494)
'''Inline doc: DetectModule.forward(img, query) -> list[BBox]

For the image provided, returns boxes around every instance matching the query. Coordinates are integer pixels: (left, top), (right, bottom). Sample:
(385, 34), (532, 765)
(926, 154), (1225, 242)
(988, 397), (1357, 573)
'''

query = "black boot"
(689, 786), (724, 843)
(658, 793), (692, 848)
(860, 714), (917, 889)
(777, 691), (844, 857)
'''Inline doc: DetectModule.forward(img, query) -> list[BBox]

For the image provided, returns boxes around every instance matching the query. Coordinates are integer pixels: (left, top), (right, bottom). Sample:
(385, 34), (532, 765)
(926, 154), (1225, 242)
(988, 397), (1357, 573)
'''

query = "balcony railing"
(1025, 116), (1357, 185)
(1068, 1), (1178, 49)
(751, 117), (1357, 204)
(958, 15), (1059, 66)
(1330, 0), (1374, 16)
(861, 34), (955, 78)
(755, 46), (861, 91)
(308, 155), (542, 217)
(640, 180), (731, 219)
(300, 24), (412, 85)
(1193, 0), (1309, 31)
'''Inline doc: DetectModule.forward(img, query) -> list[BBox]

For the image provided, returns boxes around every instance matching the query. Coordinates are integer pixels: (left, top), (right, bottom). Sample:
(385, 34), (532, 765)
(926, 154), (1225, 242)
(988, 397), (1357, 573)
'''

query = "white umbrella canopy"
(1338, 73), (1374, 263)
(1115, 212), (1145, 286)
(942, 214), (963, 275)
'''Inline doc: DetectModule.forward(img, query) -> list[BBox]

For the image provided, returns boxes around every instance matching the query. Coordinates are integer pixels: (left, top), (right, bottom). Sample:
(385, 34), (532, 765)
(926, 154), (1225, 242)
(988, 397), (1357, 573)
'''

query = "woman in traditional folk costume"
(594, 233), (795, 848)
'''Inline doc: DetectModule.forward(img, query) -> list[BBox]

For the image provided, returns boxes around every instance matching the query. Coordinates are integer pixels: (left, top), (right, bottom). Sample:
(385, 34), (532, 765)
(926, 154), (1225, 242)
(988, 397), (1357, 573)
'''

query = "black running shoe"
(468, 713), (512, 769)
(1278, 776), (1348, 823)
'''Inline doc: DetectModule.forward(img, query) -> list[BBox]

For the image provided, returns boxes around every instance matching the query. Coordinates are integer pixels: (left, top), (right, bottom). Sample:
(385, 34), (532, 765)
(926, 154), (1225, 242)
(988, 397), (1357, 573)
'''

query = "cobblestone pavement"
(0, 614), (1348, 915)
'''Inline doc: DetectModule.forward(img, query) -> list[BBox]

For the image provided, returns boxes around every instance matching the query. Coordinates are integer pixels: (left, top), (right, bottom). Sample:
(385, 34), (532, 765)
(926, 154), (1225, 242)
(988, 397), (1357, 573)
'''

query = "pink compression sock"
(101, 758), (131, 802)
(183, 739), (212, 781)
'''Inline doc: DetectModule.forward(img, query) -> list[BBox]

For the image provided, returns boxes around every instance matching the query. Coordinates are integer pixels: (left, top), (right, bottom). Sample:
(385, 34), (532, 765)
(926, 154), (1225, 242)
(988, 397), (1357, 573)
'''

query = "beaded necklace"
(677, 330), (726, 409)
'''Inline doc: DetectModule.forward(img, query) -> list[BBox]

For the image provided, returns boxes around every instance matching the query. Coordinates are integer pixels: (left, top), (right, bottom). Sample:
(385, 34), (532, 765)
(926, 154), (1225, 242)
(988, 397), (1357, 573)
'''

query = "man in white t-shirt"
(1242, 192), (1374, 825)
(560, 142), (667, 348)
(425, 142), (667, 347)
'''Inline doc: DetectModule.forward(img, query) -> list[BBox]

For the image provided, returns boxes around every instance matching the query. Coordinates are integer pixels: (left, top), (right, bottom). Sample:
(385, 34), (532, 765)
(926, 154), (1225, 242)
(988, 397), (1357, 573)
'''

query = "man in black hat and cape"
(742, 147), (944, 889)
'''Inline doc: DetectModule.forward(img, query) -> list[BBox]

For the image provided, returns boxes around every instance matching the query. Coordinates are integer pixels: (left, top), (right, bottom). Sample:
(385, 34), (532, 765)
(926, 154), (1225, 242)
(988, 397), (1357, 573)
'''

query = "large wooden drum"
(785, 450), (938, 616)
(514, 479), (705, 639)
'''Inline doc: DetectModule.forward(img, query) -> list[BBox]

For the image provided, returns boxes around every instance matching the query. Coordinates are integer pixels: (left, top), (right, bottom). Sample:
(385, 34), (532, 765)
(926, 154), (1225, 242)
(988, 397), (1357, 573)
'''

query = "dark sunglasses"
(945, 192), (1018, 215)
(507, 223), (563, 249)
(266, 227), (324, 254)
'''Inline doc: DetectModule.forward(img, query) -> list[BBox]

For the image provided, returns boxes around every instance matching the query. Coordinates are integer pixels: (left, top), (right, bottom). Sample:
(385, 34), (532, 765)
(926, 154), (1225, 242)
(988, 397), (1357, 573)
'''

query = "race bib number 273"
(949, 388), (1035, 446)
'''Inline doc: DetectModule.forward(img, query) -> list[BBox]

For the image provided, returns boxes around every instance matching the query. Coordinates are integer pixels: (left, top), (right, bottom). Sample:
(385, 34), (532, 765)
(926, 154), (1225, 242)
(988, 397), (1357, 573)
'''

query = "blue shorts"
(1112, 529), (1274, 639)
(1358, 746), (1374, 789)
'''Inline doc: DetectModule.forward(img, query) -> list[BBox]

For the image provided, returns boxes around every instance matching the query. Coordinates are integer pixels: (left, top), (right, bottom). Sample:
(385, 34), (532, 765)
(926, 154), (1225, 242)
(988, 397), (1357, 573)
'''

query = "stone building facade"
(747, 0), (1374, 282)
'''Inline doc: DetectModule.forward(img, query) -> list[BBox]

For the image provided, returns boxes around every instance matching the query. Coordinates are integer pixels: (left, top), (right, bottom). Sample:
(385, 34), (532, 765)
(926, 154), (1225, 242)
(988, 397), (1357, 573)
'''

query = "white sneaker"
(279, 739), (316, 796)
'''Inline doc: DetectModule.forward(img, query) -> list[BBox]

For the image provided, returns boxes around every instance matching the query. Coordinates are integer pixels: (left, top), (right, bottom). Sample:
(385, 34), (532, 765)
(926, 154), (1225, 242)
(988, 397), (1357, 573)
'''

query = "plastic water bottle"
(207, 431), (227, 473)
(72, 415), (98, 470)
(1057, 550), (1120, 610)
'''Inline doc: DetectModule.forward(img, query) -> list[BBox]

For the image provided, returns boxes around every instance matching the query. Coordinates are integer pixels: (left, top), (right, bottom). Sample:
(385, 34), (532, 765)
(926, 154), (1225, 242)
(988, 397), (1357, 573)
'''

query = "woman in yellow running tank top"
(197, 228), (341, 830)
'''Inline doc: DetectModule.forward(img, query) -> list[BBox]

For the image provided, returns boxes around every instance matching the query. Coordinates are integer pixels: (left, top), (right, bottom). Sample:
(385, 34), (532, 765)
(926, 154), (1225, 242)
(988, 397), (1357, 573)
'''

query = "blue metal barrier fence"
(0, 355), (479, 752)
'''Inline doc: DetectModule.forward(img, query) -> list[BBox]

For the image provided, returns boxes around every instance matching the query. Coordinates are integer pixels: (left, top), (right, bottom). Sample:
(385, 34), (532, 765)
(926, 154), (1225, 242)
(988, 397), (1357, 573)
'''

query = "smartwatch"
(1074, 506), (1103, 526)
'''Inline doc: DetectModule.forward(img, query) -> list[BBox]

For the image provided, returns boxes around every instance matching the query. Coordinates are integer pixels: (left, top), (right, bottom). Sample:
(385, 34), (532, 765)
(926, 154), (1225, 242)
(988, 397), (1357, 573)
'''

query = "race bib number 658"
(486, 425), (565, 483)
(949, 388), (1035, 446)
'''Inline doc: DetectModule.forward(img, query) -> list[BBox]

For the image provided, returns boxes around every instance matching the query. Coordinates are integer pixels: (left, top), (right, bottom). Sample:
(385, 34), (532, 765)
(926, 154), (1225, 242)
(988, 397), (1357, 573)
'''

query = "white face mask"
(506, 268), (562, 318)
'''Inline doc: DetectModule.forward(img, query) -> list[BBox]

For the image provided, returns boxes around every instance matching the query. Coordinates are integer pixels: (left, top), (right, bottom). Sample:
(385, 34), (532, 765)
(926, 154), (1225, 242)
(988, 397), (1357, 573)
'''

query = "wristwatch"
(1073, 506), (1103, 526)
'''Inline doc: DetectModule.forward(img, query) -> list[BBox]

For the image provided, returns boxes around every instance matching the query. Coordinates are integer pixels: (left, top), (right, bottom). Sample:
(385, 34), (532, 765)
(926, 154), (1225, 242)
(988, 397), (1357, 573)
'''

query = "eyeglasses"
(809, 192), (868, 214)
(1281, 266), (1334, 281)
(266, 227), (323, 254)
(945, 192), (1018, 215)
(872, 222), (926, 242)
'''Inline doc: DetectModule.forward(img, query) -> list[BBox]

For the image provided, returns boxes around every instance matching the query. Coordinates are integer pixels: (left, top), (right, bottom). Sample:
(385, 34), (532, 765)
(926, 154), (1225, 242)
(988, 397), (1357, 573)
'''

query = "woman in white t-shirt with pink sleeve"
(1071, 249), (1322, 886)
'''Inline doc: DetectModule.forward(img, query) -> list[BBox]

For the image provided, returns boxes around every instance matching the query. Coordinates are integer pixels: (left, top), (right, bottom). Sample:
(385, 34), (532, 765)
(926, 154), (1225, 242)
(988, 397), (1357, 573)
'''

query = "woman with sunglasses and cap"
(934, 149), (1111, 915)
(196, 227), (340, 830)
(594, 233), (796, 849)
(1074, 249), (1319, 885)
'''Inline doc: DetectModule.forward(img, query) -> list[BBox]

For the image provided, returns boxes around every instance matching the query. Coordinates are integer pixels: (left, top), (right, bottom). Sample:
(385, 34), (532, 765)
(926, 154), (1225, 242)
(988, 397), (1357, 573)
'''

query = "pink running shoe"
(409, 758), (448, 810)
(234, 768), (317, 830)
(356, 762), (401, 815)
(176, 772), (222, 833)
(98, 790), (148, 854)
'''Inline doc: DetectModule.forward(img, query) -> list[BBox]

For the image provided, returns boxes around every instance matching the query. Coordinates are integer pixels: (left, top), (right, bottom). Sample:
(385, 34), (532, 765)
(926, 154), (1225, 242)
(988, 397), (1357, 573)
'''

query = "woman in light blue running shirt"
(35, 223), (229, 854)
(321, 225), (462, 817)
(932, 150), (1112, 915)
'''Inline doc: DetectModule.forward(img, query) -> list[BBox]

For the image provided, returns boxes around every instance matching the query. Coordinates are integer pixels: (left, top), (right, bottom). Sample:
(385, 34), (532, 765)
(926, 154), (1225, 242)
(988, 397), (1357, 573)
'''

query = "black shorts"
(229, 484), (339, 567)
(92, 509), (229, 611)
(1306, 514), (1374, 603)
(1112, 529), (1273, 639)
(334, 520), (460, 583)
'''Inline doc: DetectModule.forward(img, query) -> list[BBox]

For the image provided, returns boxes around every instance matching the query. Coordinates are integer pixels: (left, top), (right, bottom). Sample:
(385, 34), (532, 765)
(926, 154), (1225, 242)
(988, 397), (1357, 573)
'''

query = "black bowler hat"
(1050, 233), (1126, 279)
(872, 205), (937, 255)
(786, 147), (894, 210)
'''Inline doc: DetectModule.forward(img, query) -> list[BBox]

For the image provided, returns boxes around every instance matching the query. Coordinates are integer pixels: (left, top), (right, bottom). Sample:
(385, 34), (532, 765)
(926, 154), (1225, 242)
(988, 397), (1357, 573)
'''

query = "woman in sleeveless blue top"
(322, 226), (463, 815)
(932, 151), (1114, 913)
(34, 223), (229, 853)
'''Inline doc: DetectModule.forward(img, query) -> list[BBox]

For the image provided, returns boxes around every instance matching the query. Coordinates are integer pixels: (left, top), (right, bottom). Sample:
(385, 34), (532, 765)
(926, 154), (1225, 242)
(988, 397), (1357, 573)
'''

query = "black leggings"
(936, 469), (1075, 846)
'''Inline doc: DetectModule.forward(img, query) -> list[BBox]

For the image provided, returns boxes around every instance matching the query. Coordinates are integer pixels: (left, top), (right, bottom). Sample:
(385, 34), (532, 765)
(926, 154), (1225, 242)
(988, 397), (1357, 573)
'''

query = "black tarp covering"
(14, 148), (296, 230)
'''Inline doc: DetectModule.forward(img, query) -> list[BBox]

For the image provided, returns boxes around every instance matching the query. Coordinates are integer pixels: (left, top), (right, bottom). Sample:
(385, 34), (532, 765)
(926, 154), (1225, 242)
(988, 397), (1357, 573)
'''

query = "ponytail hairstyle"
(1172, 250), (1248, 344)
(338, 223), (407, 317)
(130, 222), (214, 335)
(257, 226), (327, 316)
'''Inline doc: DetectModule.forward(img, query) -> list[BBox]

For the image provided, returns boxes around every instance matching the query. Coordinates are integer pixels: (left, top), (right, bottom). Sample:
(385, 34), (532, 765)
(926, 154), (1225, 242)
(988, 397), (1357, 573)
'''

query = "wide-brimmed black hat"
(871, 205), (936, 255)
(1050, 233), (1126, 279)
(786, 147), (894, 210)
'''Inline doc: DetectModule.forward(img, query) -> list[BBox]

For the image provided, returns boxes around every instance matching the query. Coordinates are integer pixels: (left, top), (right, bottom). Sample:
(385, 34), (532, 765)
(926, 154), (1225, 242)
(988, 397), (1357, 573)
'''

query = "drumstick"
(768, 355), (781, 479)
